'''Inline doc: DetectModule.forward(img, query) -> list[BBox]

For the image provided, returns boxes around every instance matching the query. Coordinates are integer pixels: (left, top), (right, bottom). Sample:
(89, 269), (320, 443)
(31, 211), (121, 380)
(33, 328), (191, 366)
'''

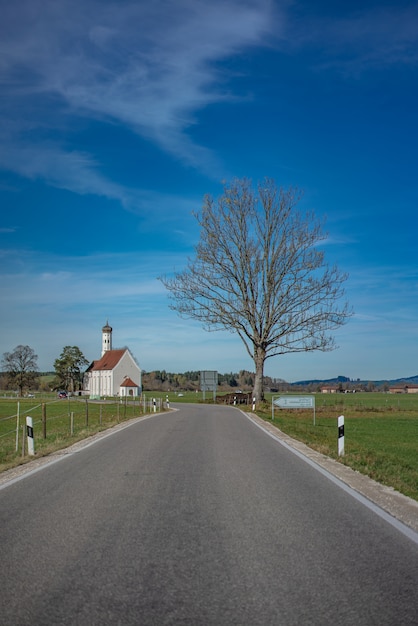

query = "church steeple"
(101, 321), (113, 356)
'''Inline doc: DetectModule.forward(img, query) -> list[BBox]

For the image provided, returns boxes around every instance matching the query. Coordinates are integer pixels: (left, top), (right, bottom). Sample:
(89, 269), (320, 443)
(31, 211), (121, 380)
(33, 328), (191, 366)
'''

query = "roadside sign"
(273, 396), (314, 408)
(272, 395), (316, 425)
(200, 370), (218, 401)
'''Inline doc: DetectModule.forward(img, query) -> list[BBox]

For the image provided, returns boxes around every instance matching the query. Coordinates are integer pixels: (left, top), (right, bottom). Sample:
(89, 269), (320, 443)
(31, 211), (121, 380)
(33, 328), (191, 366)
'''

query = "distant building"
(84, 322), (142, 398)
(389, 384), (418, 394)
(320, 386), (339, 394)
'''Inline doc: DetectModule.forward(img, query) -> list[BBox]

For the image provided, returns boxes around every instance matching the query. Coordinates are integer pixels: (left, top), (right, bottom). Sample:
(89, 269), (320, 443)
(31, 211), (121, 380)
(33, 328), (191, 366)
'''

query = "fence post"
(42, 403), (47, 439)
(70, 412), (74, 436)
(21, 424), (25, 457)
(16, 401), (20, 452)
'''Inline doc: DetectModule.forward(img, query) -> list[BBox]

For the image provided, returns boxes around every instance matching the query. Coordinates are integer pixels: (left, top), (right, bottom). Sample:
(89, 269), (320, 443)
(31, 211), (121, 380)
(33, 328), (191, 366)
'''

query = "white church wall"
(113, 350), (142, 392)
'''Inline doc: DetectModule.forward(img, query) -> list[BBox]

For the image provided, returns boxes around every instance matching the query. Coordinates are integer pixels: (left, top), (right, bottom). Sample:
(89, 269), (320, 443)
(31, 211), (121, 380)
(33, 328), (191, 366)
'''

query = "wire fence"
(0, 395), (164, 467)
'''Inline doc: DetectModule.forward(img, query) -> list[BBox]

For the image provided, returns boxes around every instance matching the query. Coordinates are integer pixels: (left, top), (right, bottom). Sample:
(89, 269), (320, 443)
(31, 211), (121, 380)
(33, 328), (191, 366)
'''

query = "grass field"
(1, 391), (417, 502)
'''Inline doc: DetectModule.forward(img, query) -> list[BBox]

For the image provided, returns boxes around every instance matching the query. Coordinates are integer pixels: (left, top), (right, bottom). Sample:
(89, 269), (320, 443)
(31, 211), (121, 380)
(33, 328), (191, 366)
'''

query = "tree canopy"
(53, 346), (89, 392)
(160, 178), (352, 401)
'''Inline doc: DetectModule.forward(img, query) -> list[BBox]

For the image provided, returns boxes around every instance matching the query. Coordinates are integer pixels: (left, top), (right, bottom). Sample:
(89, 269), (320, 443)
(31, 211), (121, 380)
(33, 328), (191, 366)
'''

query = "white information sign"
(272, 395), (316, 425)
(273, 396), (314, 408)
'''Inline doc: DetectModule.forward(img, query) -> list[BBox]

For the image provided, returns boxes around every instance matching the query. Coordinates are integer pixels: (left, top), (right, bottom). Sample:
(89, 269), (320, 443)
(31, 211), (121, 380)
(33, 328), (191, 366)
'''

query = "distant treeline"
(142, 370), (284, 392)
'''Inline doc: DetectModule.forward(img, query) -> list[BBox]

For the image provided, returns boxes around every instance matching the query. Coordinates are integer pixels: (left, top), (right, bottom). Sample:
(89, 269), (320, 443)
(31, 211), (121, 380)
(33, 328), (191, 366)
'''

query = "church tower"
(101, 321), (113, 356)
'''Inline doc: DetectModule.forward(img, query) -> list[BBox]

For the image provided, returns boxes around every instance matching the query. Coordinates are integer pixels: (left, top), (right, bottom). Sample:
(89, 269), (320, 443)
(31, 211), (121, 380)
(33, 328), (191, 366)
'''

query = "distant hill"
(378, 374), (418, 385)
(291, 374), (418, 386)
(291, 375), (350, 386)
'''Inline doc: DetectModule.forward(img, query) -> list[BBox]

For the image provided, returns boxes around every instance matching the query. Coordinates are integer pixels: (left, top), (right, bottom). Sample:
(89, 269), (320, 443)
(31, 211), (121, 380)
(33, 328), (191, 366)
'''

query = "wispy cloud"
(1, 2), (416, 206)
(0, 0), (275, 198)
(0, 140), (202, 223)
(286, 5), (418, 73)
(345, 264), (418, 337)
(0, 247), (187, 300)
(0, 142), (133, 204)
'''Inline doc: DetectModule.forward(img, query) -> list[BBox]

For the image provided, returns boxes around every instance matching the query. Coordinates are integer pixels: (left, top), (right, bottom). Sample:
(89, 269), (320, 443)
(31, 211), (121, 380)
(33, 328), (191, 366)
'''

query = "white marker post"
(153, 398), (156, 413)
(26, 416), (35, 456)
(338, 415), (345, 456)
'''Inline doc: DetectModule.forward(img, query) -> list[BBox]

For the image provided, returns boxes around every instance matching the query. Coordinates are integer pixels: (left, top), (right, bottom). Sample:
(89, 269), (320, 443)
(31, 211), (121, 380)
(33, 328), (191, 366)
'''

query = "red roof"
(88, 349), (126, 371)
(120, 377), (138, 387)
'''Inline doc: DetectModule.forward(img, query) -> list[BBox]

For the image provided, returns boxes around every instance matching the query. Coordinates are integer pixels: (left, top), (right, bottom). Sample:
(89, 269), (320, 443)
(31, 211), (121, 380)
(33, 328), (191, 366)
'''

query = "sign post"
(272, 395), (316, 425)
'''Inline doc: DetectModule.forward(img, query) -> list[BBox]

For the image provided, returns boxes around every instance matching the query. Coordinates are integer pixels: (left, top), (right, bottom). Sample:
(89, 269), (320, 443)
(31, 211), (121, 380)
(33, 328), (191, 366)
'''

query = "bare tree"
(2, 345), (39, 396)
(160, 178), (352, 402)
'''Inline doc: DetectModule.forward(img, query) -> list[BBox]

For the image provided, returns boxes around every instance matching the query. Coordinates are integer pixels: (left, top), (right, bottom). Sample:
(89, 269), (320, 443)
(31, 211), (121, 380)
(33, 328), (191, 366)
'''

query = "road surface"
(1, 403), (418, 625)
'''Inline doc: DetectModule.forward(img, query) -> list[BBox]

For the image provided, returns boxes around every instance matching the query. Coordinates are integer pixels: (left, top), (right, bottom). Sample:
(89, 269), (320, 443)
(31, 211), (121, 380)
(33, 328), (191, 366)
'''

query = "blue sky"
(1, 0), (418, 382)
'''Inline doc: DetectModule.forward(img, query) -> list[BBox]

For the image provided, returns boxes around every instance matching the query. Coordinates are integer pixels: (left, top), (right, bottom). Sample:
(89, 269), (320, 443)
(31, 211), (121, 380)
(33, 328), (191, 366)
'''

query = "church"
(84, 322), (142, 399)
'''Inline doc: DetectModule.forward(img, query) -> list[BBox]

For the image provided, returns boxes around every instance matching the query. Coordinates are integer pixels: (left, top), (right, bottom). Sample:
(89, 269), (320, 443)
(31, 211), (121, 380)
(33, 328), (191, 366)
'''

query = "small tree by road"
(1, 345), (39, 396)
(53, 346), (89, 393)
(160, 178), (352, 402)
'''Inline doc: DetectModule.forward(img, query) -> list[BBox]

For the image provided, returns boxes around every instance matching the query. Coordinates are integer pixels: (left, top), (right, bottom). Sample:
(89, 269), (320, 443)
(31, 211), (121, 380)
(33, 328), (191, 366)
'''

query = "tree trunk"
(253, 347), (266, 403)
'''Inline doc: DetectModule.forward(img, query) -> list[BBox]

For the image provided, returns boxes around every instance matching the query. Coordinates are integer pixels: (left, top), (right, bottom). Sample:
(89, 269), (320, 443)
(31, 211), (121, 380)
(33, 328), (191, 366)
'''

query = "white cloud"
(0, 0), (276, 193)
(0, 143), (133, 205)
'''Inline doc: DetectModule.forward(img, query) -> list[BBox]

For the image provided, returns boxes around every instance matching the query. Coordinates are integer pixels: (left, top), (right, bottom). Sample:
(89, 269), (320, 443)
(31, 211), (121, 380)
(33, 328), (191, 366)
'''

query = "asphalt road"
(1, 404), (418, 625)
